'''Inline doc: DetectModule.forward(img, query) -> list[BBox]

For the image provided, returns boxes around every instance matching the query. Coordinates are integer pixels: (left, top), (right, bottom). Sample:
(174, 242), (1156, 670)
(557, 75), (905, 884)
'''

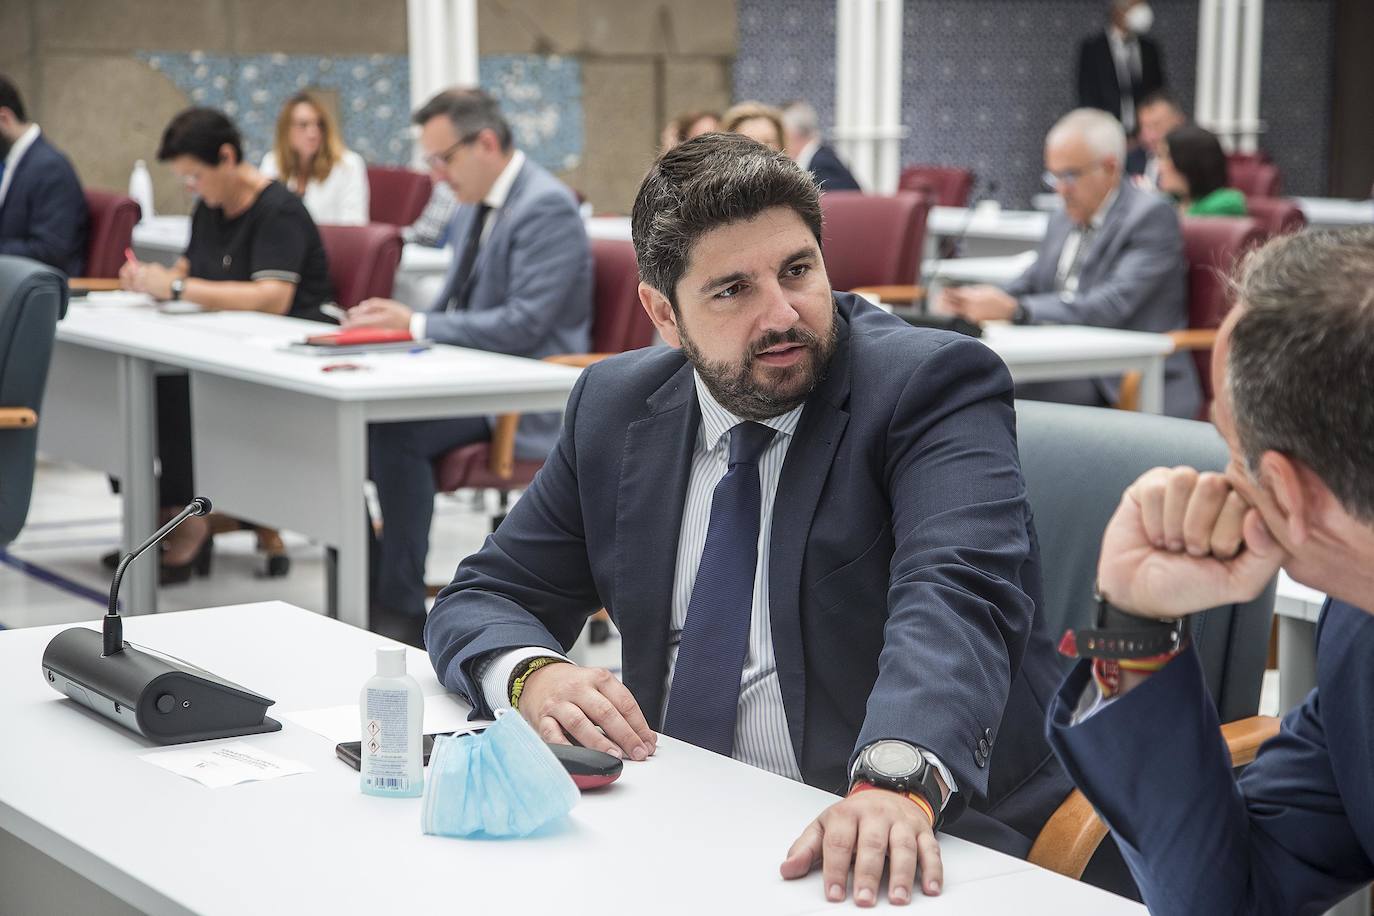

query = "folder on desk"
(289, 328), (432, 355)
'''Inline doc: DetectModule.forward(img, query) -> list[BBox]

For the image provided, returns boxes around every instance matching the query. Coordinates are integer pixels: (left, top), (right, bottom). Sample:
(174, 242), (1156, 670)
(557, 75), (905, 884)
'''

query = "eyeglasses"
(1043, 162), (1104, 191)
(424, 133), (481, 171)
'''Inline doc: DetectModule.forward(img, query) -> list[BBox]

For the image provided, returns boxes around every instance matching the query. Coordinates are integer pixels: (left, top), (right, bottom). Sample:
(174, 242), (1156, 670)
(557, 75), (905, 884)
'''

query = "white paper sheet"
(141, 741), (313, 788)
(279, 692), (485, 745)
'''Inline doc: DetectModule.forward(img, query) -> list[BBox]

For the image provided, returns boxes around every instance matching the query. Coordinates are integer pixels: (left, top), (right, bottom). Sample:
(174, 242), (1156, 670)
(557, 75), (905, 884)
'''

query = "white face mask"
(1124, 3), (1154, 35)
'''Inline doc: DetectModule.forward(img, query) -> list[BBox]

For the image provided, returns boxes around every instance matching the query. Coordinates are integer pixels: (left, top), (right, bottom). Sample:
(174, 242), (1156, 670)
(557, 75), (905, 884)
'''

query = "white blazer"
(260, 148), (369, 226)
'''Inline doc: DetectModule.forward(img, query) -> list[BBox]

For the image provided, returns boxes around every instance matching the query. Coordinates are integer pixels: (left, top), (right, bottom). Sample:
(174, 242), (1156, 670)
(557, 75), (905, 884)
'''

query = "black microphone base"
(42, 627), (282, 745)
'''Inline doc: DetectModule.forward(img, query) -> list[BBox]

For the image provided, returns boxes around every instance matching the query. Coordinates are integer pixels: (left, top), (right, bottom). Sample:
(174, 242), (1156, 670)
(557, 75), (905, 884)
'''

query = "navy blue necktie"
(663, 420), (778, 756)
(446, 203), (491, 312)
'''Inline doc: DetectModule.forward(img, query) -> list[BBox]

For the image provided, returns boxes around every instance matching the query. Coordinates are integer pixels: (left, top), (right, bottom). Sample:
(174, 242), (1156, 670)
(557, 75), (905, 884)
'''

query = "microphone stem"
(104, 499), (207, 656)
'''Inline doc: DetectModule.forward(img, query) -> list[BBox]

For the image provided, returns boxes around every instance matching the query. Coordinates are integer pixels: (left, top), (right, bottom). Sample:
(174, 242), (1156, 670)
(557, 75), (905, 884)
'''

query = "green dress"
(1187, 188), (1248, 217)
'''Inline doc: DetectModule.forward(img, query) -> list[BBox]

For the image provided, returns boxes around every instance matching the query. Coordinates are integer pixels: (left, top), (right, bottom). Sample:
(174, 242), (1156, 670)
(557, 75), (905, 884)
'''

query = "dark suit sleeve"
(1014, 201), (1183, 327)
(0, 156), (88, 273)
(1078, 38), (1108, 111)
(422, 192), (587, 355)
(855, 335), (1036, 804)
(1047, 647), (1372, 914)
(425, 365), (602, 713)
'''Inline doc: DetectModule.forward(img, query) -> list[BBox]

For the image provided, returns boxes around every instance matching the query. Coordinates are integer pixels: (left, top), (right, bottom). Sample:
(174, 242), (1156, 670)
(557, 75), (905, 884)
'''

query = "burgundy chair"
(366, 166), (433, 227)
(80, 189), (141, 279)
(1180, 216), (1267, 414)
(1226, 153), (1282, 198)
(317, 223), (404, 310)
(433, 237), (654, 510)
(897, 165), (975, 208)
(1243, 197), (1307, 238)
(818, 191), (930, 299)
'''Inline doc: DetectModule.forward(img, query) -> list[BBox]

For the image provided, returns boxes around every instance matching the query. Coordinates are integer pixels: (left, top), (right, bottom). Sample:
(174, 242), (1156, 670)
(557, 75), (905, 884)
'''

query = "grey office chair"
(0, 256), (69, 546)
(1014, 400), (1278, 880)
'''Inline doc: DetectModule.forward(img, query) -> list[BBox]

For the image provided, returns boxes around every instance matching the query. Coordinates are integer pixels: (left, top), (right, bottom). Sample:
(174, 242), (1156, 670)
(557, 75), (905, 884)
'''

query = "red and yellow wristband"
(849, 780), (936, 827)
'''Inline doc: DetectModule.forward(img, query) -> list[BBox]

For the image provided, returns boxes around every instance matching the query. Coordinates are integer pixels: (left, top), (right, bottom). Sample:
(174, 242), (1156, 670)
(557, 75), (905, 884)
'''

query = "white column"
(833, 0), (907, 193)
(406, 0), (479, 159)
(1195, 0), (1265, 154)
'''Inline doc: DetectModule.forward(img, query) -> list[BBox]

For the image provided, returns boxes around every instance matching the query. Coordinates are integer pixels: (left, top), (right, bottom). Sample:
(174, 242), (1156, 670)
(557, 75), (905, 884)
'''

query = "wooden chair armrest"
(850, 285), (926, 307)
(486, 354), (613, 478)
(1169, 329), (1218, 352)
(0, 407), (38, 428)
(1115, 371), (1142, 412)
(1221, 715), (1281, 767)
(1028, 715), (1284, 880)
(69, 277), (122, 292)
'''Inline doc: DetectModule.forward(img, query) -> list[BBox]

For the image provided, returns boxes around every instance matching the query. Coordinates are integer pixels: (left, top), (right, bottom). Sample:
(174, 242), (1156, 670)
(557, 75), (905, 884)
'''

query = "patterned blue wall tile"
(1262, 0), (1334, 197)
(735, 0), (837, 128)
(138, 51), (583, 173)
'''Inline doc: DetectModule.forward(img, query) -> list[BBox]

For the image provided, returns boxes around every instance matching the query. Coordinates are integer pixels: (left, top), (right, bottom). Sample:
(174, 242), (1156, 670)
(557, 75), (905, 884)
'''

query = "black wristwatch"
(1011, 299), (1031, 324)
(170, 278), (185, 301)
(1060, 587), (1186, 660)
(850, 740), (944, 828)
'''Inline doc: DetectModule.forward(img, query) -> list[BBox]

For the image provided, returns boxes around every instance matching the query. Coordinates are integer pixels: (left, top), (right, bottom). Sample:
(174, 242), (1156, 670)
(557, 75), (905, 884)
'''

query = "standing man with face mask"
(426, 134), (1071, 907)
(1077, 0), (1166, 138)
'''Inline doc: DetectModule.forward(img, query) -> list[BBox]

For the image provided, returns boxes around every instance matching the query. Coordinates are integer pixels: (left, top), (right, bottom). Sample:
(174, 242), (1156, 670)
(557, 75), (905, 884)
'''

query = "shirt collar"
(1086, 185), (1120, 230)
(5, 123), (41, 170)
(796, 138), (821, 171)
(693, 369), (804, 453)
(483, 148), (525, 210)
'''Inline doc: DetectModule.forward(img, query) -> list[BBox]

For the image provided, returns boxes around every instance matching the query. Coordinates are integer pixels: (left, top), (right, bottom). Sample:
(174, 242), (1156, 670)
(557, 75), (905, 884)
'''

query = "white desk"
(38, 304), (581, 628)
(923, 251), (1037, 296)
(1291, 197), (1374, 229)
(0, 603), (1143, 916)
(980, 324), (1172, 415)
(926, 206), (1049, 261)
(1273, 570), (1325, 712)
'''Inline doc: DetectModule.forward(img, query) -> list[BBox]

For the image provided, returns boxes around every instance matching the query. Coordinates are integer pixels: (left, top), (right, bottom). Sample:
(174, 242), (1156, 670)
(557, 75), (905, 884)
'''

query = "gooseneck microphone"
(924, 178), (1001, 312)
(104, 496), (213, 657)
(43, 496), (282, 745)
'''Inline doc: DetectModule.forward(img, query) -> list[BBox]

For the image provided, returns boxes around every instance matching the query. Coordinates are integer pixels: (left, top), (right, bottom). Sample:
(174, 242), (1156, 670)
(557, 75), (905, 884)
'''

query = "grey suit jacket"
(425, 158), (592, 458)
(1004, 181), (1199, 419)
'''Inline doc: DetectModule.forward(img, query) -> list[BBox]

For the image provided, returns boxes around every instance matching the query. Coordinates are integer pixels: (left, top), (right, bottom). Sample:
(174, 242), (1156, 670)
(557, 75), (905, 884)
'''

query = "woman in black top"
(120, 108), (334, 578)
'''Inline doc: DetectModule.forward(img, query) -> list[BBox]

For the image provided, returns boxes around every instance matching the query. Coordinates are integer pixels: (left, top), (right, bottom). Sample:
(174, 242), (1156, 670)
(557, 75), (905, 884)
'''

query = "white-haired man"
(780, 101), (861, 192)
(941, 108), (1197, 418)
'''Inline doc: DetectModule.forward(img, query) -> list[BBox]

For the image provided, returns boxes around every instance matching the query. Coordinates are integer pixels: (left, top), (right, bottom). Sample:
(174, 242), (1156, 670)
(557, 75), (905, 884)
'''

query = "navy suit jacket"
(1048, 599), (1374, 914)
(1077, 32), (1165, 131)
(0, 133), (88, 276)
(424, 157), (591, 459)
(808, 144), (861, 192)
(427, 294), (1070, 838)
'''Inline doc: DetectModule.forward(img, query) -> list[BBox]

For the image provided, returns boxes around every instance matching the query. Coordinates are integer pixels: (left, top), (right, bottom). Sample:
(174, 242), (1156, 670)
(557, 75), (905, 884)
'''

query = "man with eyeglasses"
(940, 108), (1197, 419)
(347, 88), (592, 644)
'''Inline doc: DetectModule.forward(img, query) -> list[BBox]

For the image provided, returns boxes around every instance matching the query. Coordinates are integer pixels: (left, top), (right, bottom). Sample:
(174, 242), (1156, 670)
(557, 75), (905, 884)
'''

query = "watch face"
(868, 741), (922, 777)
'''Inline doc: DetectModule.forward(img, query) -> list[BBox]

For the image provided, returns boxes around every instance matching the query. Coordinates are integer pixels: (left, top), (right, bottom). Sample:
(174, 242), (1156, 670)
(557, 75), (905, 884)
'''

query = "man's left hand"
(780, 789), (942, 907)
(939, 285), (1018, 322)
(346, 298), (413, 330)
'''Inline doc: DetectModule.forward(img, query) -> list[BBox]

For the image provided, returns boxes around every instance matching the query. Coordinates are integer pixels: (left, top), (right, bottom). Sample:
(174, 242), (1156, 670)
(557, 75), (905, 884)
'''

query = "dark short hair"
(412, 88), (512, 152)
(157, 107), (243, 166)
(1228, 227), (1374, 523)
(1139, 89), (1184, 115)
(631, 133), (822, 307)
(0, 74), (27, 122)
(1165, 124), (1229, 201)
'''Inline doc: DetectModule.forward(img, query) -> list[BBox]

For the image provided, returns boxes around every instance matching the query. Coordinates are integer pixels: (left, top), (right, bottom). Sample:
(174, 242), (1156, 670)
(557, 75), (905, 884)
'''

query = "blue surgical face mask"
(422, 710), (580, 838)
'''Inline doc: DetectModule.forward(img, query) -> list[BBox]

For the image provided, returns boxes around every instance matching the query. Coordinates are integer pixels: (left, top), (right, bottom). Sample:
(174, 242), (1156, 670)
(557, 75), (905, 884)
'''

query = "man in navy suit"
(426, 134), (1070, 906)
(1077, 0), (1165, 137)
(1047, 227), (1374, 913)
(346, 89), (591, 636)
(782, 101), (861, 192)
(0, 76), (87, 276)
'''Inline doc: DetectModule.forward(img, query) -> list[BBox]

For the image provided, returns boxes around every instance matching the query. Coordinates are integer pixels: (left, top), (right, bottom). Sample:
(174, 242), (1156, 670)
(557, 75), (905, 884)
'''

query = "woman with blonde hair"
(721, 101), (785, 151)
(261, 91), (369, 225)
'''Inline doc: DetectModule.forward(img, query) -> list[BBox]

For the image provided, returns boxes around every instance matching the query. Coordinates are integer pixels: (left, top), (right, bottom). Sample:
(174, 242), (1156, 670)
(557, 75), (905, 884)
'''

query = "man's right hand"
(517, 663), (657, 762)
(1097, 466), (1287, 620)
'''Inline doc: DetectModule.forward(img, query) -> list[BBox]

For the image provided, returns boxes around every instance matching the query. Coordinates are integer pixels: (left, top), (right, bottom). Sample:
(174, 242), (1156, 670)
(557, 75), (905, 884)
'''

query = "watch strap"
(1059, 589), (1185, 660)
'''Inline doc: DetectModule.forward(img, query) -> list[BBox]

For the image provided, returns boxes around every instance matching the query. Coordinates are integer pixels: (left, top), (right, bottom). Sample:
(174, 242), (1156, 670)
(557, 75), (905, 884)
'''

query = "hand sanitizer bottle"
(129, 160), (155, 221)
(360, 646), (423, 797)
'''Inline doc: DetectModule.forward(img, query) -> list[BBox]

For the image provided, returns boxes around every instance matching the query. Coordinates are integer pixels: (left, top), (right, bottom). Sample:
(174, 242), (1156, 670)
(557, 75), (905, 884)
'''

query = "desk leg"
(1277, 615), (1317, 713)
(117, 355), (158, 614)
(329, 402), (370, 631)
(1137, 356), (1165, 415)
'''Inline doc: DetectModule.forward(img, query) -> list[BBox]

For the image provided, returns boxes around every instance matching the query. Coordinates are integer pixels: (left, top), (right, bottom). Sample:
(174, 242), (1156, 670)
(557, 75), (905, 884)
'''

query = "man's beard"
(679, 307), (839, 421)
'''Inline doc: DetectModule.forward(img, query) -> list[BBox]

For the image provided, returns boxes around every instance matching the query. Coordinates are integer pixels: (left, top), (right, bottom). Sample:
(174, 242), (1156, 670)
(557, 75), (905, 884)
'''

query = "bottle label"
(362, 687), (412, 792)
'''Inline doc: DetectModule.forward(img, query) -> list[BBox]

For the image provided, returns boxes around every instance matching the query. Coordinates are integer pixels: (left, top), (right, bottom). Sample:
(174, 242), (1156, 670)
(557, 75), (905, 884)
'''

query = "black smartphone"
(335, 731), (623, 789)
